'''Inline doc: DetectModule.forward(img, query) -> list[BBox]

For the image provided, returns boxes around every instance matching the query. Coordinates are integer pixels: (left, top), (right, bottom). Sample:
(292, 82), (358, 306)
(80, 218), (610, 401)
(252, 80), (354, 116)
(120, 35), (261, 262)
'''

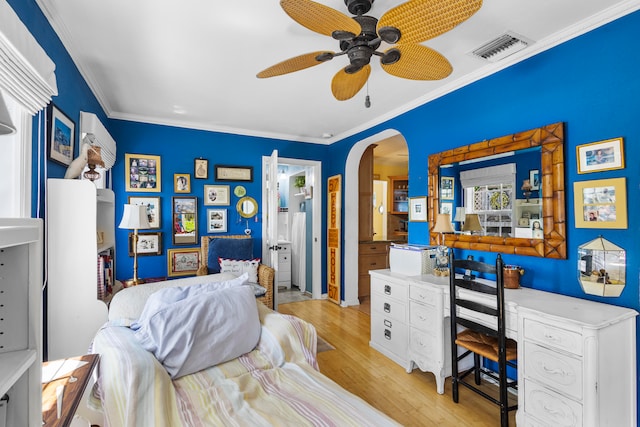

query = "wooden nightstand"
(42, 354), (99, 427)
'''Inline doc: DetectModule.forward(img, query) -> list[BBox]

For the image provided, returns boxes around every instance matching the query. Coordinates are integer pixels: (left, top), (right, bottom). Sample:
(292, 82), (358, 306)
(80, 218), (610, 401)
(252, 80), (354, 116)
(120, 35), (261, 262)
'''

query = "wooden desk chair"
(448, 253), (517, 427)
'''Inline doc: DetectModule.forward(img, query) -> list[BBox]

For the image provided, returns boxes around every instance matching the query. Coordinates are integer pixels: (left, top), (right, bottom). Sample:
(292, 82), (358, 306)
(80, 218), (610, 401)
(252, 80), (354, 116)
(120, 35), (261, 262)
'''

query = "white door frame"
(262, 156), (322, 307)
(343, 129), (403, 306)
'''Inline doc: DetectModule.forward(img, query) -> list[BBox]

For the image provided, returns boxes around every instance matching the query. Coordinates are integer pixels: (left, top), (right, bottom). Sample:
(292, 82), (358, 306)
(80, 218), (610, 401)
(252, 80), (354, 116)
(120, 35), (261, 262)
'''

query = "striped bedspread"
(90, 303), (400, 426)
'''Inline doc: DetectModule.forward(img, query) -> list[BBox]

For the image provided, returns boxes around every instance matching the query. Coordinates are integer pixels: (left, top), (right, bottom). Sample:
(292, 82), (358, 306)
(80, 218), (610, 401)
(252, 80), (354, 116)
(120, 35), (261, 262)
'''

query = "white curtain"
(291, 212), (306, 289)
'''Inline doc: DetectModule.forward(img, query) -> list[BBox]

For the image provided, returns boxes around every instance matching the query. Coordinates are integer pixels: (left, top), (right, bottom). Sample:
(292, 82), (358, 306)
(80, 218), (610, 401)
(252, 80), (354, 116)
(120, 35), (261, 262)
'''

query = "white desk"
(369, 269), (638, 427)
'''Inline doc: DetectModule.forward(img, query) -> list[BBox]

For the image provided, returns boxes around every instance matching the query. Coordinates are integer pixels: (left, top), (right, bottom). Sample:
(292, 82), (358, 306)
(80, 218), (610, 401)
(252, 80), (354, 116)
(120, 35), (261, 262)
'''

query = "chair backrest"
(449, 253), (506, 341)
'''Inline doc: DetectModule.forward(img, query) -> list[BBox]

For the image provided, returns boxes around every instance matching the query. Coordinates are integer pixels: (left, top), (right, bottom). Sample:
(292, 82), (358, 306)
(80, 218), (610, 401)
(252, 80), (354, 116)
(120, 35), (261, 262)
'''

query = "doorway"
(261, 156), (322, 309)
(343, 129), (407, 306)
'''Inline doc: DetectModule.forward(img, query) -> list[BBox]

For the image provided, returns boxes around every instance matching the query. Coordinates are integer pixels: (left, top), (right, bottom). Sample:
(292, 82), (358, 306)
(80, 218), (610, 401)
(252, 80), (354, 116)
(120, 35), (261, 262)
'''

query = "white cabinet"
(47, 179), (115, 360)
(407, 279), (451, 394)
(369, 270), (410, 369)
(0, 218), (43, 427)
(277, 241), (291, 288)
(517, 305), (637, 426)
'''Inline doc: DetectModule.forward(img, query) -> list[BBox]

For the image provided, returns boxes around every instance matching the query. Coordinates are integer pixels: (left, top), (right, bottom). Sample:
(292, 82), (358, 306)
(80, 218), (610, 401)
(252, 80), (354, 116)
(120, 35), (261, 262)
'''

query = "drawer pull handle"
(384, 329), (391, 340)
(541, 403), (563, 417)
(384, 285), (391, 295)
(542, 364), (569, 377)
(384, 303), (390, 313)
(384, 319), (392, 327)
(418, 315), (426, 321)
(543, 332), (560, 342)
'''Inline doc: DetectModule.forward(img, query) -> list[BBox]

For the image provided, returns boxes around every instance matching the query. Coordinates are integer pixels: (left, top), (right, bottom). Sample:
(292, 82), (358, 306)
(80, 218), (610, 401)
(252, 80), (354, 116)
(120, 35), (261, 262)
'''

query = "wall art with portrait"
(204, 185), (230, 206)
(172, 196), (198, 244)
(125, 153), (161, 192)
(47, 104), (75, 166)
(574, 177), (627, 229)
(174, 173), (191, 193)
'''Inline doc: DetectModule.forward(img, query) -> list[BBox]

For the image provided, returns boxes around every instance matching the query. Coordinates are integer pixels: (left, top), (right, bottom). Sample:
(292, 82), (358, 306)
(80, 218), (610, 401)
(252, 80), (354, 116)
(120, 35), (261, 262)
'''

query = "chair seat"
(456, 329), (517, 363)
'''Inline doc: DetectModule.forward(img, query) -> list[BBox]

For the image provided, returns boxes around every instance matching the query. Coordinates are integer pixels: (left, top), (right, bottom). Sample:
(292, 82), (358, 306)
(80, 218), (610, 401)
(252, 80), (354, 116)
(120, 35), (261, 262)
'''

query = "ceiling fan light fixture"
(332, 30), (356, 41)
(380, 48), (400, 65)
(315, 52), (334, 62)
(378, 26), (401, 44)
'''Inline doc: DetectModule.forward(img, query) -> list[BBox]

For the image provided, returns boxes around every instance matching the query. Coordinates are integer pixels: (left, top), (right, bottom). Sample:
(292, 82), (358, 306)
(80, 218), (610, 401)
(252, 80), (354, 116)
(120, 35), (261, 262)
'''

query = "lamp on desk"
(118, 204), (150, 286)
(462, 213), (483, 235)
(432, 213), (455, 274)
(453, 207), (466, 231)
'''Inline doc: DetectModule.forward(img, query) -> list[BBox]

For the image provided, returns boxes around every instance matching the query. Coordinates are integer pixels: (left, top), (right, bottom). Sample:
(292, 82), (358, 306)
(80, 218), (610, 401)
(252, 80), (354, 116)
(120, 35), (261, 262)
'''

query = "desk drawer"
(409, 327), (438, 361)
(409, 301), (438, 332)
(523, 318), (582, 356)
(409, 285), (438, 307)
(524, 379), (582, 427)
(371, 311), (407, 353)
(371, 292), (406, 322)
(524, 342), (582, 400)
(371, 277), (407, 302)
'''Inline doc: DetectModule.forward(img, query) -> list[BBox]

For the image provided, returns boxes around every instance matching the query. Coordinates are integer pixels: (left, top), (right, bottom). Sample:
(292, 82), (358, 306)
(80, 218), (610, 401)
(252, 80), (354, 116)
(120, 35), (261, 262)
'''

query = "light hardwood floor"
(278, 299), (516, 427)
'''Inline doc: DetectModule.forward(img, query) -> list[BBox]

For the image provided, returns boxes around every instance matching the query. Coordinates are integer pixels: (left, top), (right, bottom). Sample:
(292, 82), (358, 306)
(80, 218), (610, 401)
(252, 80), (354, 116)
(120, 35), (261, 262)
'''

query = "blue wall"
(12, 0), (640, 417)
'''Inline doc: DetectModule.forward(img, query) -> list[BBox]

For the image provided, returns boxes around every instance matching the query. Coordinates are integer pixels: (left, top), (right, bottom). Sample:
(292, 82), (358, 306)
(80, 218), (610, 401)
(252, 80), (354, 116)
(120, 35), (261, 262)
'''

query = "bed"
(89, 273), (400, 426)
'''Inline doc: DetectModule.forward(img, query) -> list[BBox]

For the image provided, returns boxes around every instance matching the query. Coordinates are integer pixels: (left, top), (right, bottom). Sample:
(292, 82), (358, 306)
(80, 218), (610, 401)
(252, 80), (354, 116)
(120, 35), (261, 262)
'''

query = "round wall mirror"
(237, 196), (258, 218)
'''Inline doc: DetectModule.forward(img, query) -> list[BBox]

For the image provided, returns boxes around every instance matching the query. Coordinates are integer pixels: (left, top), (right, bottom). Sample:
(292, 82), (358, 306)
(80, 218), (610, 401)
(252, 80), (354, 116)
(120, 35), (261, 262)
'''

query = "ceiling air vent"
(471, 32), (533, 62)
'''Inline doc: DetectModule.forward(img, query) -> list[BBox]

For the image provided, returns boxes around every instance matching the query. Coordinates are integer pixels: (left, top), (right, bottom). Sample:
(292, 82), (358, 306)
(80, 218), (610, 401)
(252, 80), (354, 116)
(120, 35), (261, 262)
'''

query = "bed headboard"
(196, 235), (253, 276)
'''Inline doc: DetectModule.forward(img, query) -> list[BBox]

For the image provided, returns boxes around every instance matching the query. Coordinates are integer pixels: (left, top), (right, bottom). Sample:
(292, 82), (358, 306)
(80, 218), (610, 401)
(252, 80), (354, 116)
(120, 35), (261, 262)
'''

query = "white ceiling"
(37, 0), (639, 145)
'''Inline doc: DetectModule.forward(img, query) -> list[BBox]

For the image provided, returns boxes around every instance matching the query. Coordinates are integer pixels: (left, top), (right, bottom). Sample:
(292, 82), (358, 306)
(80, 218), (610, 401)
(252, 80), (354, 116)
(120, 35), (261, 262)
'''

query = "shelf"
(0, 221), (40, 248)
(0, 349), (36, 397)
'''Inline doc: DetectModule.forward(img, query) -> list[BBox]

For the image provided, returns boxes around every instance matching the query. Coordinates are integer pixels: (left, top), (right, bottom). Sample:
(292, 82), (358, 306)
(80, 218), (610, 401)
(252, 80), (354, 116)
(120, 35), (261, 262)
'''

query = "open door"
(263, 149), (280, 307)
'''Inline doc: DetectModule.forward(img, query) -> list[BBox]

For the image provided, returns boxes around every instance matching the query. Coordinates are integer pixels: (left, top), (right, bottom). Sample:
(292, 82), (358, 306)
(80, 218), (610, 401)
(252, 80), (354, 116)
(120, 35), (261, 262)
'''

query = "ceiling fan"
(257, 0), (483, 101)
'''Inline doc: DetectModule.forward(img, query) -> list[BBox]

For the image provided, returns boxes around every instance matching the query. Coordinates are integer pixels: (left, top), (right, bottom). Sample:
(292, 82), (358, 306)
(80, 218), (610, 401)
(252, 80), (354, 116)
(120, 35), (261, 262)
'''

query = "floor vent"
(471, 32), (533, 62)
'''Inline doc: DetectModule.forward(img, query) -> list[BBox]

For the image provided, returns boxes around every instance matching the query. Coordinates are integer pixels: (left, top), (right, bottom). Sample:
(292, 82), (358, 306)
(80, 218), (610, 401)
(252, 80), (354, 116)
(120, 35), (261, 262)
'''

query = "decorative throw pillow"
(130, 273), (249, 331)
(207, 238), (253, 274)
(219, 258), (260, 283)
(133, 285), (261, 379)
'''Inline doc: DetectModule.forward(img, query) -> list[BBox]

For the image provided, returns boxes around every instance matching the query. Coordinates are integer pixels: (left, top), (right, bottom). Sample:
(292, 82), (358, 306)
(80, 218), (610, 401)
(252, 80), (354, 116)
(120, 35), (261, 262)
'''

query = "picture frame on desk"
(128, 231), (162, 256)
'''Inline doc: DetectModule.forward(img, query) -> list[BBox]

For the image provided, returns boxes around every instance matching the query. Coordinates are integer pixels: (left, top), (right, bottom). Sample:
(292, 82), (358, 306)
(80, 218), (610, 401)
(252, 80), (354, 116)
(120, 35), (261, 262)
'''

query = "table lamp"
(118, 204), (150, 286)
(433, 213), (455, 274)
(453, 207), (466, 231)
(462, 213), (483, 234)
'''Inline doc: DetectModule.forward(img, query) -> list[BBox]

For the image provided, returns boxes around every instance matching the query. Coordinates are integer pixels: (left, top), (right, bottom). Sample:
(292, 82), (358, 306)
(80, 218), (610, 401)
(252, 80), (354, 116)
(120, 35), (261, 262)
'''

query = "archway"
(342, 128), (406, 306)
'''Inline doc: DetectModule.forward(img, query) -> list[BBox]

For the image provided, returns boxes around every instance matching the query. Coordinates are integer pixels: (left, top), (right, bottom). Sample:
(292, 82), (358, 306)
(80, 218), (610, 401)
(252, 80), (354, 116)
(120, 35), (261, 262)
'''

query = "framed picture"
(128, 196), (161, 228)
(409, 196), (428, 222)
(207, 209), (228, 233)
(530, 219), (544, 239)
(204, 184), (230, 205)
(125, 153), (161, 192)
(529, 169), (540, 191)
(214, 164), (253, 182)
(172, 196), (198, 244)
(577, 137), (625, 174)
(167, 247), (200, 277)
(574, 177), (627, 229)
(174, 173), (191, 193)
(47, 104), (75, 166)
(194, 158), (208, 179)
(128, 232), (162, 256)
(440, 176), (454, 200)
(440, 202), (453, 216)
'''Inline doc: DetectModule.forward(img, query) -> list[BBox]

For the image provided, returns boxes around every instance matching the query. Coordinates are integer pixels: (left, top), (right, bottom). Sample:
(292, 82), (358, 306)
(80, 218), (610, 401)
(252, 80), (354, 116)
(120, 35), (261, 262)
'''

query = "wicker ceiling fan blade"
(331, 65), (371, 101)
(381, 45), (452, 80)
(378, 0), (483, 45)
(280, 0), (361, 37)
(257, 51), (335, 78)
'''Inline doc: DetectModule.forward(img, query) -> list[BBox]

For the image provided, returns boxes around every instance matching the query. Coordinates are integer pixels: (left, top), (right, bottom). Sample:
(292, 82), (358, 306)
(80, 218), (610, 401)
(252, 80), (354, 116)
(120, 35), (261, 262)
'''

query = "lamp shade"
(462, 213), (483, 232)
(118, 204), (150, 230)
(0, 93), (16, 136)
(433, 213), (455, 233)
(453, 207), (466, 222)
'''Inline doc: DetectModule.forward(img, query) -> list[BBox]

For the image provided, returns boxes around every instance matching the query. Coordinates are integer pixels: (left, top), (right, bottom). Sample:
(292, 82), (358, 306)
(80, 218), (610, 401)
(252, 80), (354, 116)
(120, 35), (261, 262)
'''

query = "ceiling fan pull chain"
(365, 80), (371, 108)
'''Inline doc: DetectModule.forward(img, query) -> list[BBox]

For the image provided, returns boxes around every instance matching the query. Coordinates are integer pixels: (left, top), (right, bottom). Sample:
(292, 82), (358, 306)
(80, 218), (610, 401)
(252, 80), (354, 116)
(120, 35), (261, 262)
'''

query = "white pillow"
(133, 285), (261, 379)
(130, 273), (249, 331)
(218, 258), (260, 283)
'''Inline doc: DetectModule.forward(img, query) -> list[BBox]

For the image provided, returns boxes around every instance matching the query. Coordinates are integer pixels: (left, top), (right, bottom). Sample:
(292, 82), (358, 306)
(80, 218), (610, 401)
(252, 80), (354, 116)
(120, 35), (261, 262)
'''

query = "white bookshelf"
(0, 218), (43, 427)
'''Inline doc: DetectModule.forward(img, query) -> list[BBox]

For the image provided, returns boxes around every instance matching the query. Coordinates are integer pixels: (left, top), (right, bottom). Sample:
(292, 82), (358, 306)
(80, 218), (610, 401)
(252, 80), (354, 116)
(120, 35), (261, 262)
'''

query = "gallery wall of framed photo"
(121, 153), (259, 278)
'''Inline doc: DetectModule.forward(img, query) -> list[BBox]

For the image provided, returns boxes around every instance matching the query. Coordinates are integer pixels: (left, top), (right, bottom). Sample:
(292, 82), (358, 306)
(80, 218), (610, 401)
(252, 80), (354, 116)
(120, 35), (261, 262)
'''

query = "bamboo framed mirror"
(428, 122), (566, 258)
